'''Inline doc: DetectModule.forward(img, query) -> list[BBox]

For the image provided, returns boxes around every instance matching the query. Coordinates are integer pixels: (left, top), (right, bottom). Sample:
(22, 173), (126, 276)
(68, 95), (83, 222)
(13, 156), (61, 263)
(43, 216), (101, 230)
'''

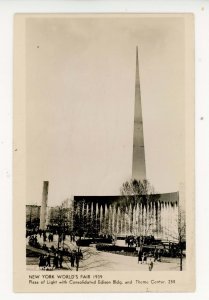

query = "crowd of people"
(27, 227), (182, 272)
(137, 247), (162, 271)
(125, 235), (156, 247)
(28, 230), (77, 245)
(38, 249), (83, 271)
(27, 231), (83, 271)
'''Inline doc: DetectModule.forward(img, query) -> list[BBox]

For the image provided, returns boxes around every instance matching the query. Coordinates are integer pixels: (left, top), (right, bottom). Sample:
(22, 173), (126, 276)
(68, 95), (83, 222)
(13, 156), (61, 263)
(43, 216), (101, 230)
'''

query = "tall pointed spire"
(132, 46), (146, 180)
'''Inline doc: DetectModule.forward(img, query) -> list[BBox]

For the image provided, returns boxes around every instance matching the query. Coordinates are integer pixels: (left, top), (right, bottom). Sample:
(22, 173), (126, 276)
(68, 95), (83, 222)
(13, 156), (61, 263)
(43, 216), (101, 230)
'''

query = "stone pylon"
(132, 46), (146, 180)
(40, 181), (49, 230)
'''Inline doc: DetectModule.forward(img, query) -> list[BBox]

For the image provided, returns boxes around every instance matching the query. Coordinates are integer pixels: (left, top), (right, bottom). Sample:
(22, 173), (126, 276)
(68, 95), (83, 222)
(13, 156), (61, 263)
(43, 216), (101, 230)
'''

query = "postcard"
(13, 13), (195, 292)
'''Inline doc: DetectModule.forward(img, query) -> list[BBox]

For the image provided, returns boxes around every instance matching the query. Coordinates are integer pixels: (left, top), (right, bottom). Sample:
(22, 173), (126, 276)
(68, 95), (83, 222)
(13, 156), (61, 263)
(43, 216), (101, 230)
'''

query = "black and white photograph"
(13, 13), (194, 292)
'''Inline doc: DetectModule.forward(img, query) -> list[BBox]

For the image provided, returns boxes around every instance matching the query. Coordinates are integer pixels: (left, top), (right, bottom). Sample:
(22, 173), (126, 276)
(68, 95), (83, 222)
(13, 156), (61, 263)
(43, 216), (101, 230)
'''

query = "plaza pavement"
(26, 234), (185, 271)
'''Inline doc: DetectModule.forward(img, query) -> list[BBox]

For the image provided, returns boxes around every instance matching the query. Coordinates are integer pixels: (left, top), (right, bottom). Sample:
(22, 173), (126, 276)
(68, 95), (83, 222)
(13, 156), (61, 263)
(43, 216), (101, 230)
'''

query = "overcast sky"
(26, 15), (186, 206)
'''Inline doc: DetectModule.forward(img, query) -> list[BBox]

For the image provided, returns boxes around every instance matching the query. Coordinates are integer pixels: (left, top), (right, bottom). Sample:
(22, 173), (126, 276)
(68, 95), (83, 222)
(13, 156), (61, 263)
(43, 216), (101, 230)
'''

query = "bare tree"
(48, 202), (71, 249)
(158, 204), (186, 271)
(178, 206), (186, 271)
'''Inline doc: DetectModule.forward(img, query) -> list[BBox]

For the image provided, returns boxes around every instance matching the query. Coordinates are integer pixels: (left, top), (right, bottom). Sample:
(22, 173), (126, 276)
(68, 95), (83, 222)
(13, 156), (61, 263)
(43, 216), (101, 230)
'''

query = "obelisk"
(132, 46), (146, 180)
(40, 181), (49, 230)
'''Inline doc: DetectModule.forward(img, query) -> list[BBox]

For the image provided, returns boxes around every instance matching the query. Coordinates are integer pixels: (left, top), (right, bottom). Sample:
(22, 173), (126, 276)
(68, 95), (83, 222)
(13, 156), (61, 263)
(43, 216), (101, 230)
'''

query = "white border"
(0, 0), (208, 299)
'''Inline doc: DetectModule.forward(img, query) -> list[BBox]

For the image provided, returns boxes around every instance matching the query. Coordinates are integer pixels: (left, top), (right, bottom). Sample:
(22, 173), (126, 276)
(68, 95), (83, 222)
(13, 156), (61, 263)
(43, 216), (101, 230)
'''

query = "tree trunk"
(179, 235), (183, 271)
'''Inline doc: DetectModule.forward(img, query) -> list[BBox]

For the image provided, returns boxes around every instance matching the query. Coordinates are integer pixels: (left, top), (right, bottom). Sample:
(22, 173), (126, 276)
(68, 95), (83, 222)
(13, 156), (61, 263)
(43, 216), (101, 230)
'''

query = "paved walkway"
(26, 234), (185, 271)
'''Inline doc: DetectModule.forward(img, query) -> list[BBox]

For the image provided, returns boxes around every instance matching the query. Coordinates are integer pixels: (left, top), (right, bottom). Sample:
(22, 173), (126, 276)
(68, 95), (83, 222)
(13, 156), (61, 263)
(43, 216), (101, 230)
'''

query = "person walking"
(39, 254), (44, 269)
(43, 231), (47, 242)
(53, 254), (59, 269)
(71, 253), (75, 268)
(59, 254), (63, 269)
(138, 250), (142, 264)
(46, 253), (51, 268)
(149, 260), (154, 271)
(141, 252), (146, 264)
(75, 253), (80, 271)
(154, 247), (158, 262)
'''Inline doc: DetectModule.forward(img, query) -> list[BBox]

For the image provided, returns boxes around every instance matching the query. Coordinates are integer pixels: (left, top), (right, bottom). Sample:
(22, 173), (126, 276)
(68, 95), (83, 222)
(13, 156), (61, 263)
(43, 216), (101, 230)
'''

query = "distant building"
(26, 198), (74, 232)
